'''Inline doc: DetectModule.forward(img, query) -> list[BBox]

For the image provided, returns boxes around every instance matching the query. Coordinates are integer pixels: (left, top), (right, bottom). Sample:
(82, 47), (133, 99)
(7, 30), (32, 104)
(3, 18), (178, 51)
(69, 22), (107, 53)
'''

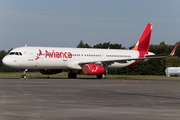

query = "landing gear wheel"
(68, 73), (77, 78)
(102, 74), (106, 79)
(21, 75), (27, 79)
(21, 69), (28, 79)
(97, 74), (106, 79)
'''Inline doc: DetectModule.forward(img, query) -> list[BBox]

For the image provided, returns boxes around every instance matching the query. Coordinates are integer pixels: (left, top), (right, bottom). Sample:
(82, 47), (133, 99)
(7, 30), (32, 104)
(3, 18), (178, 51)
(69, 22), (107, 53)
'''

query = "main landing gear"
(97, 73), (106, 79)
(97, 65), (107, 79)
(21, 69), (28, 79)
(68, 71), (77, 78)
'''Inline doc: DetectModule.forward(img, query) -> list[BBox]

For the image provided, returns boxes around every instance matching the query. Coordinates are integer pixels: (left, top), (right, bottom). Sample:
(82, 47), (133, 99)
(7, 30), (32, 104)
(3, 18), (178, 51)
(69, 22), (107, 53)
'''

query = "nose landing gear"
(21, 69), (28, 79)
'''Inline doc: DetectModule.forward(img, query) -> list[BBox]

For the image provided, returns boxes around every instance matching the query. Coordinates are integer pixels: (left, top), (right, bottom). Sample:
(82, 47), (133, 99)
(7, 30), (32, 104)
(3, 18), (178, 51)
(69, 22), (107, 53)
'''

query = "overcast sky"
(0, 0), (180, 51)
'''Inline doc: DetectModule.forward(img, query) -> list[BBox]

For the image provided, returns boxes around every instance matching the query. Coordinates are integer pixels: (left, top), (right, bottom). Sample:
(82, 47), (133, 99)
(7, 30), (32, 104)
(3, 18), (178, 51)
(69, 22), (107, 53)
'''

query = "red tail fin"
(131, 23), (153, 52)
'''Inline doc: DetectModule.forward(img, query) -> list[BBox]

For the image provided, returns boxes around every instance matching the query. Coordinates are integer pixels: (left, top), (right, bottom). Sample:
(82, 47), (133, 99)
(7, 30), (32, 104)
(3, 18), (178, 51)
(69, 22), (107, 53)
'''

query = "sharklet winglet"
(170, 44), (178, 56)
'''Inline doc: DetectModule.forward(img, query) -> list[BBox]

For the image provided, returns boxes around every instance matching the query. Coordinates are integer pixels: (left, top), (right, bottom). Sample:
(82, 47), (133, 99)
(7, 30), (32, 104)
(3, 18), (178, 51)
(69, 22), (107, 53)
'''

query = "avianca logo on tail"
(35, 49), (72, 60)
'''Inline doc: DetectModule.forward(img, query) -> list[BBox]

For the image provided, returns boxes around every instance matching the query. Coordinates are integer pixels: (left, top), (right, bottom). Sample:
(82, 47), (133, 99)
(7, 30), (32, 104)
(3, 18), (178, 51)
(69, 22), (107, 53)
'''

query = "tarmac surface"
(0, 77), (180, 120)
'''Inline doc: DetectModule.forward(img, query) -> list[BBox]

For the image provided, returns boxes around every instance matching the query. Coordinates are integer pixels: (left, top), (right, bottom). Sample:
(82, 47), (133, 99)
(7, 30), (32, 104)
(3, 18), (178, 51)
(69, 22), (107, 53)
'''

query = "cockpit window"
(15, 52), (19, 55)
(9, 52), (22, 56)
(9, 52), (15, 55)
(19, 52), (22, 55)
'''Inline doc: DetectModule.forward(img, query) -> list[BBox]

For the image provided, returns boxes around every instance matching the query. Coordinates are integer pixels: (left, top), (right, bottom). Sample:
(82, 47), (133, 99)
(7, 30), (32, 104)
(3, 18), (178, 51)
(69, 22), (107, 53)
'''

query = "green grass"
(0, 72), (180, 80)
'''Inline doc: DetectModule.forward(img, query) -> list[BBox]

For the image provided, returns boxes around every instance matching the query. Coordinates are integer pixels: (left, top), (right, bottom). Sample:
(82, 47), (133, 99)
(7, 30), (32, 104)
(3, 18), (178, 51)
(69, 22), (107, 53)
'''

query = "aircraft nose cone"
(2, 56), (12, 67)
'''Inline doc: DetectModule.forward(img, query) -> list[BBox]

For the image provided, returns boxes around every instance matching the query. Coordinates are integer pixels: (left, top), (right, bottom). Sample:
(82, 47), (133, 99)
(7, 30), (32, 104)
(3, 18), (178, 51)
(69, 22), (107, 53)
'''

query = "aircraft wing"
(78, 44), (178, 65)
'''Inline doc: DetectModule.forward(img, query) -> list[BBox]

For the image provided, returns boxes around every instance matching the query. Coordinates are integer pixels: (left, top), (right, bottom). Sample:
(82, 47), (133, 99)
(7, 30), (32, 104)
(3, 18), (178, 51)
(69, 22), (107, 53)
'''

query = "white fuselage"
(2, 46), (153, 70)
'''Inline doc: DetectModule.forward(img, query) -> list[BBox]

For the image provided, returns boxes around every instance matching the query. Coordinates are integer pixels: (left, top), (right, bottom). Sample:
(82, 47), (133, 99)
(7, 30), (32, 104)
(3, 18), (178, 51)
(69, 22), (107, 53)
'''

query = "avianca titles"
(2, 23), (178, 79)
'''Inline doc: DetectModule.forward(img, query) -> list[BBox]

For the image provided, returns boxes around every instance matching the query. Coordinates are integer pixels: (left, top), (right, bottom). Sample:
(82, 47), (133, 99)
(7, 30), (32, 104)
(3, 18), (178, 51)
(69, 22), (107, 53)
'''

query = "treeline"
(0, 41), (180, 75)
(77, 40), (180, 75)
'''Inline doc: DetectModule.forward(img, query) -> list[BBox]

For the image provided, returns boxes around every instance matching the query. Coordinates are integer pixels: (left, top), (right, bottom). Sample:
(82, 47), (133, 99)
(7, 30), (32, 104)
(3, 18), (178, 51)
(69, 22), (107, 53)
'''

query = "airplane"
(2, 23), (178, 79)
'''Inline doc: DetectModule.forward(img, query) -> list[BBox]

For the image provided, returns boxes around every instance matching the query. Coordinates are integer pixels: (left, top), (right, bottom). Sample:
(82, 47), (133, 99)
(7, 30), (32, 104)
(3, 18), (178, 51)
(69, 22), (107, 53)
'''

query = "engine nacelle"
(39, 69), (63, 75)
(82, 64), (104, 75)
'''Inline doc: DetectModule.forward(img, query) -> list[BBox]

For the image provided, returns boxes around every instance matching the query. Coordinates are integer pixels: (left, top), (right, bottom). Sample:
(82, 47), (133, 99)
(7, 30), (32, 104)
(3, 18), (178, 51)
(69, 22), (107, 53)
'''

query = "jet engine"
(82, 64), (104, 75)
(39, 69), (63, 75)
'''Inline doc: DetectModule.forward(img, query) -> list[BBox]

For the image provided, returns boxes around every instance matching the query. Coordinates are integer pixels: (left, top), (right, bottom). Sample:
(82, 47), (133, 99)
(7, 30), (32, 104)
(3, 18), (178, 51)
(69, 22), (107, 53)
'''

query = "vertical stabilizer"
(131, 23), (153, 52)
